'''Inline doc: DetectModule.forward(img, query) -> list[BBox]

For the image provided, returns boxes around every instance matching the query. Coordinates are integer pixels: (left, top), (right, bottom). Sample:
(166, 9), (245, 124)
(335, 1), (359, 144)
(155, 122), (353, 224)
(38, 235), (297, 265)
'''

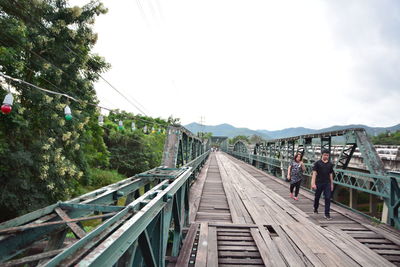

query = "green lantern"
(64, 105), (72, 121)
(118, 120), (124, 130)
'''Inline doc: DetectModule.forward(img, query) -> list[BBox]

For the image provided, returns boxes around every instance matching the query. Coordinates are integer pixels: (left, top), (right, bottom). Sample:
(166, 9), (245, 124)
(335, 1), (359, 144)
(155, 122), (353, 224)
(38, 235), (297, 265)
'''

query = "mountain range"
(184, 122), (400, 140)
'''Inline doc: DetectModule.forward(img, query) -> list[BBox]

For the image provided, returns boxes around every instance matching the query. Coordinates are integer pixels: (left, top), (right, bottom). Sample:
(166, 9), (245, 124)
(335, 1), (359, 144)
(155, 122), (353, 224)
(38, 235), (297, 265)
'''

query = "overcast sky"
(73, 0), (400, 130)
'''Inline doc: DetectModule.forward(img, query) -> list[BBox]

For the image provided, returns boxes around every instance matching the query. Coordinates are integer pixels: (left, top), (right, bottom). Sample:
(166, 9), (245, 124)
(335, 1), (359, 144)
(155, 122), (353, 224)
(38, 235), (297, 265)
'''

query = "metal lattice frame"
(0, 126), (210, 266)
(162, 126), (207, 168)
(228, 128), (400, 229)
(210, 136), (229, 152)
(233, 140), (250, 163)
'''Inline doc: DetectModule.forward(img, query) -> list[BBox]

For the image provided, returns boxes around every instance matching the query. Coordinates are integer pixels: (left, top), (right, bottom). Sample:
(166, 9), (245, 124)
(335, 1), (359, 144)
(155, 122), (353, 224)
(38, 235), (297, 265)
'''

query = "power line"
(98, 76), (148, 116)
(3, 0), (151, 116)
(0, 34), (131, 114)
(0, 72), (168, 127)
(0, 71), (112, 111)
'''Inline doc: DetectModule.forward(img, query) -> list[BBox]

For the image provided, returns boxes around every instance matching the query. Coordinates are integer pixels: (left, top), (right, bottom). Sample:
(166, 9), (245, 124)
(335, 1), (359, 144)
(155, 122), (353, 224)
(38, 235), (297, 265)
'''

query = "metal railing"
(229, 150), (400, 229)
(0, 126), (210, 266)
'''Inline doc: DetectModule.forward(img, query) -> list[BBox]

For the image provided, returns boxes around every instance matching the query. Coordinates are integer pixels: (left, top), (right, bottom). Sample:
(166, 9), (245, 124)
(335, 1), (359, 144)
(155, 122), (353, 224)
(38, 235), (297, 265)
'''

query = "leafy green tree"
(102, 111), (167, 176)
(0, 0), (109, 221)
(249, 134), (265, 144)
(229, 135), (250, 144)
(371, 131), (400, 145)
(198, 132), (212, 140)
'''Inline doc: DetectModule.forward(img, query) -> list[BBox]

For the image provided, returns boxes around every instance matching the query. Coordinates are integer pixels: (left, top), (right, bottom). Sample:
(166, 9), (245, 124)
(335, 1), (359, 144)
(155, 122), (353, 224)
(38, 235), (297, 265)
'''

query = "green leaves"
(371, 131), (400, 145)
(0, 0), (110, 221)
(0, 0), (172, 223)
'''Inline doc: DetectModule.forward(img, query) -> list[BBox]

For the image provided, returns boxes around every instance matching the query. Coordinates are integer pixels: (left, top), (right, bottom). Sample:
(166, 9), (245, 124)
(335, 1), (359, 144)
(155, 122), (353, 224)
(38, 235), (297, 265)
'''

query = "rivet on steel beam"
(163, 193), (173, 202)
(162, 184), (170, 189)
(149, 191), (159, 199)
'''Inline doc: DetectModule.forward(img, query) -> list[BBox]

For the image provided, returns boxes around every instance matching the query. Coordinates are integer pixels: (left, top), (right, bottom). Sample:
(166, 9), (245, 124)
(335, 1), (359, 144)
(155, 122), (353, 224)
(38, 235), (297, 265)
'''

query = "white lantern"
(98, 115), (104, 126)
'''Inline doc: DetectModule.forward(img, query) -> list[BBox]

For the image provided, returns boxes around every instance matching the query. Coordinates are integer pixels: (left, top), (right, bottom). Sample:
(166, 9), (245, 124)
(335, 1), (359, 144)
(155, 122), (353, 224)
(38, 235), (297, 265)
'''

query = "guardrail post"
(389, 177), (400, 229)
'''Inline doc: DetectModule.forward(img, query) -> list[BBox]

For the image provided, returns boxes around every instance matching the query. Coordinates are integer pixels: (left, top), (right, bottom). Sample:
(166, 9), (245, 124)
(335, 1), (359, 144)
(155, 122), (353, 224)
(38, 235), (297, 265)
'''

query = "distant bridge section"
(229, 128), (400, 229)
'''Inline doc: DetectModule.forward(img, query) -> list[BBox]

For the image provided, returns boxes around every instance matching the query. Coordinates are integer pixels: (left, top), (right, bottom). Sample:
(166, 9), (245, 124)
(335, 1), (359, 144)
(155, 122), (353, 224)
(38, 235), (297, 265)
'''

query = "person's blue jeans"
(313, 183), (331, 216)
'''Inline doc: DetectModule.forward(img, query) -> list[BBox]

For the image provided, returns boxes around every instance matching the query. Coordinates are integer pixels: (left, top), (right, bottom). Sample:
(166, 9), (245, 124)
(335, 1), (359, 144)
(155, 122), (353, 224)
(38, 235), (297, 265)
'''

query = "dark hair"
(294, 153), (302, 162)
(321, 149), (330, 155)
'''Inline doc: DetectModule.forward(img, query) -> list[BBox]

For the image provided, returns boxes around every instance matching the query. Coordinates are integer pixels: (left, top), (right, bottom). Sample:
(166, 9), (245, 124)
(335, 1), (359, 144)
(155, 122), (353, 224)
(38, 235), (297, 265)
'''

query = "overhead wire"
(0, 72), (169, 127)
(4, 0), (151, 116)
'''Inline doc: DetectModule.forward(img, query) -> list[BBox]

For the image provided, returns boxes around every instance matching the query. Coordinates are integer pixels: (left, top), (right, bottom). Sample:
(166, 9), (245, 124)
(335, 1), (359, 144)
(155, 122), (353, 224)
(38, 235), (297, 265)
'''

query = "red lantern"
(1, 93), (13, 114)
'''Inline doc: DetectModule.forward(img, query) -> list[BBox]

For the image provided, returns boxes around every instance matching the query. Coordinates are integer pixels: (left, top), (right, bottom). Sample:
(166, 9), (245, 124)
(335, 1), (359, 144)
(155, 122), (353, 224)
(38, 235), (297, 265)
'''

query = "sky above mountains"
(71, 0), (400, 130)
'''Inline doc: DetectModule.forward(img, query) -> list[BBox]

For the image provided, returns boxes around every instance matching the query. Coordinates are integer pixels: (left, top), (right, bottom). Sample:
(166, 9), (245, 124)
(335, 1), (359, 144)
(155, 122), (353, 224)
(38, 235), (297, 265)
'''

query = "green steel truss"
(162, 125), (208, 168)
(0, 126), (210, 266)
(229, 128), (400, 229)
(210, 136), (229, 151)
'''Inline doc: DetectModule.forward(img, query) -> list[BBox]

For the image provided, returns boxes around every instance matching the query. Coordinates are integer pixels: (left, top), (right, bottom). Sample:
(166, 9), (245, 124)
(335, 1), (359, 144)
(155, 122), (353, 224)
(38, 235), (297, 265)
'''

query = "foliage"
(229, 135), (250, 144)
(0, 1), (175, 223)
(102, 111), (167, 176)
(249, 134), (265, 144)
(0, 0), (109, 221)
(80, 168), (126, 193)
(198, 132), (213, 140)
(371, 131), (400, 145)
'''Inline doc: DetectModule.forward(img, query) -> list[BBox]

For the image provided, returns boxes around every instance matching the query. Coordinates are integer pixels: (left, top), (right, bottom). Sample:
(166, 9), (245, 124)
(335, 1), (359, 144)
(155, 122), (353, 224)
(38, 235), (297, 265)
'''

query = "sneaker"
(294, 197), (298, 201)
(313, 209), (318, 214)
(324, 215), (332, 220)
(290, 193), (294, 199)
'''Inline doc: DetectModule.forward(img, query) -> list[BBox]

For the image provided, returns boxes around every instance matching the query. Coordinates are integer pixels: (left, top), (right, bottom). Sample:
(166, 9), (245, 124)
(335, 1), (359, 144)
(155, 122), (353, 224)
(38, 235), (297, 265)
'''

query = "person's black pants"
(289, 180), (301, 197)
(314, 183), (331, 216)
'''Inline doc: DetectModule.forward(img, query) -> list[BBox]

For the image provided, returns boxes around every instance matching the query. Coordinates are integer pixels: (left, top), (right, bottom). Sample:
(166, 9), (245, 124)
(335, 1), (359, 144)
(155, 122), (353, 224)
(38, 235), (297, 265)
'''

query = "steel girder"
(233, 140), (250, 163)
(210, 136), (229, 152)
(228, 128), (400, 229)
(162, 126), (206, 168)
(0, 127), (210, 266)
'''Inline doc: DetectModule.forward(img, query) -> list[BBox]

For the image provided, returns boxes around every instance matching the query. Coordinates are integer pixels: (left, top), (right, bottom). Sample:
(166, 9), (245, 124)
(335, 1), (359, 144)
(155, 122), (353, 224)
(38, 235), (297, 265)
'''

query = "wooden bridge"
(0, 126), (399, 266)
(174, 152), (400, 266)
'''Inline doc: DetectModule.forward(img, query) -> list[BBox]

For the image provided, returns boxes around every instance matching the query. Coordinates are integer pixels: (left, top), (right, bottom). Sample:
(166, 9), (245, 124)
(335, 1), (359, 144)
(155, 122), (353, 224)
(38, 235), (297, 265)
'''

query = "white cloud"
(77, 0), (399, 130)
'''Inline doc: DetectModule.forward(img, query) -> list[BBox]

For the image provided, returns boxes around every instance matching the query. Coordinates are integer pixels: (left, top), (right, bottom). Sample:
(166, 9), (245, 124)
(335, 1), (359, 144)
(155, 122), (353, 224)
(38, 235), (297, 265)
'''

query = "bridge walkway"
(173, 152), (400, 266)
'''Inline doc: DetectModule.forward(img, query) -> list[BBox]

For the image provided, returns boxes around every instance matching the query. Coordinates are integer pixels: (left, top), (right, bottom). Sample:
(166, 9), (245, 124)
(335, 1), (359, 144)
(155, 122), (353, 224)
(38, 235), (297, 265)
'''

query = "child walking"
(287, 153), (306, 200)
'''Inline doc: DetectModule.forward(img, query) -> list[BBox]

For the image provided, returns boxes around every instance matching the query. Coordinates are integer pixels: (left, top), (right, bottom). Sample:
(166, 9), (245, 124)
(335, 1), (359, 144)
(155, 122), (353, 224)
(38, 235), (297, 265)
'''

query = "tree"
(0, 0), (109, 221)
(371, 131), (400, 145)
(249, 134), (264, 144)
(102, 111), (168, 176)
(199, 132), (213, 140)
(229, 135), (250, 144)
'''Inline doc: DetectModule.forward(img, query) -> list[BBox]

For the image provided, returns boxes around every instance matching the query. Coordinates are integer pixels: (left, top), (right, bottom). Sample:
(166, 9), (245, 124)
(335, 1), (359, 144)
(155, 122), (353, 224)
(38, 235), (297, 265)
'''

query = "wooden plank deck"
(173, 152), (400, 266)
(226, 153), (400, 266)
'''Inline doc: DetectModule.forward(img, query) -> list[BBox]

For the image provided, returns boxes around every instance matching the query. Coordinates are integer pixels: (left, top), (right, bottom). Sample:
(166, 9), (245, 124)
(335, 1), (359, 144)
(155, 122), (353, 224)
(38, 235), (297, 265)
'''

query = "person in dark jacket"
(311, 149), (334, 220)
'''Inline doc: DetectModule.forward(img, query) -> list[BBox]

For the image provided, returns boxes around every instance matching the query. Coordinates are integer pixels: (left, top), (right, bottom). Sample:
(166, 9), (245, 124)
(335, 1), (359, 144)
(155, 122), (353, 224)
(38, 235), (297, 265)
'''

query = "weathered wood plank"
(195, 222), (208, 267)
(176, 223), (199, 266)
(218, 258), (264, 264)
(207, 226), (218, 267)
(250, 228), (273, 267)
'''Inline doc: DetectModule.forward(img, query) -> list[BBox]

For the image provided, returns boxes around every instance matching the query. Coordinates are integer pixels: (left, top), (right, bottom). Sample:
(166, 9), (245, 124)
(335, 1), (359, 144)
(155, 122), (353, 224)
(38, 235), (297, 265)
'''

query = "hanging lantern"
(98, 115), (104, 126)
(64, 105), (72, 120)
(143, 125), (148, 134)
(118, 120), (124, 130)
(131, 121), (136, 130)
(1, 93), (13, 114)
(152, 127), (156, 134)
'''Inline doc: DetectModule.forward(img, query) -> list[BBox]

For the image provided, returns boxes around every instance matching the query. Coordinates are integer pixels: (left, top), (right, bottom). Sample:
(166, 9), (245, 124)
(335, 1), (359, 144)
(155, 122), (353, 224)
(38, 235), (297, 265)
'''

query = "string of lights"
(0, 72), (169, 130)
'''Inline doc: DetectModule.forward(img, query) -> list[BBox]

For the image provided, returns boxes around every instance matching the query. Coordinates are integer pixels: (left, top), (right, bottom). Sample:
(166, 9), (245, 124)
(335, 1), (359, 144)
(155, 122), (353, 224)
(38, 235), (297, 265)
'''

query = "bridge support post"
(382, 203), (389, 224)
(369, 194), (378, 218)
(349, 188), (358, 210)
